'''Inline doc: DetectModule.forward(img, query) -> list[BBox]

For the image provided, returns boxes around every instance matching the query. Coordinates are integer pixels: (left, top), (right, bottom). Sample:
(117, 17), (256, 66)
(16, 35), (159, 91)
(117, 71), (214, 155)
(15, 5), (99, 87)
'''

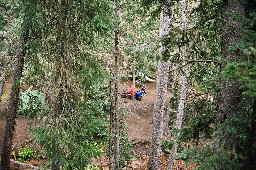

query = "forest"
(0, 0), (255, 170)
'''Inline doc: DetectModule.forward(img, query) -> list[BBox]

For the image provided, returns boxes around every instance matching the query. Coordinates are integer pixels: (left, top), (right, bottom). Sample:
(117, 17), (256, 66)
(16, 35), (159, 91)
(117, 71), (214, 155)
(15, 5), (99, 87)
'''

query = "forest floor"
(0, 81), (197, 170)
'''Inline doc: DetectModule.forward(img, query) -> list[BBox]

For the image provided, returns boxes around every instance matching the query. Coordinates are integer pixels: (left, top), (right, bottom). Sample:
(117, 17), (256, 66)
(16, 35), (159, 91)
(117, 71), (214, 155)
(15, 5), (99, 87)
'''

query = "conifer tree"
(0, 10), (29, 170)
(15, 0), (114, 169)
(113, 0), (121, 169)
(216, 0), (246, 149)
(166, 0), (189, 169)
(147, 1), (172, 169)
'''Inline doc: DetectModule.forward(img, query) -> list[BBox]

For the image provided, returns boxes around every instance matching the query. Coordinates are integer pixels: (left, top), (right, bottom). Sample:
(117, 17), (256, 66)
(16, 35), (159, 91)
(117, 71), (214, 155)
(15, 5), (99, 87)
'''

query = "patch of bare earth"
(122, 84), (155, 142)
(0, 81), (196, 169)
(0, 83), (37, 170)
(114, 82), (196, 170)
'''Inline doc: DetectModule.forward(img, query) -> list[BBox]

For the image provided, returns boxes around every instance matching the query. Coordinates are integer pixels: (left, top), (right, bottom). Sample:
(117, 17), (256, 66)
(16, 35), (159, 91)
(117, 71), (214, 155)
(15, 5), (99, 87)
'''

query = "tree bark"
(148, 62), (170, 170)
(108, 80), (113, 170)
(216, 0), (246, 148)
(166, 75), (188, 170)
(113, 0), (121, 169)
(147, 3), (171, 170)
(0, 72), (5, 102)
(0, 31), (28, 170)
(51, 1), (68, 169)
(132, 65), (135, 101)
(166, 0), (188, 169)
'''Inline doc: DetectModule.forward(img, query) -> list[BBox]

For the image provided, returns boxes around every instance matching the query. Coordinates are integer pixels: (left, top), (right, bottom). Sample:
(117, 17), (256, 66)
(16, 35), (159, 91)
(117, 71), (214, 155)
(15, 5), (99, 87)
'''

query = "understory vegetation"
(0, 0), (255, 170)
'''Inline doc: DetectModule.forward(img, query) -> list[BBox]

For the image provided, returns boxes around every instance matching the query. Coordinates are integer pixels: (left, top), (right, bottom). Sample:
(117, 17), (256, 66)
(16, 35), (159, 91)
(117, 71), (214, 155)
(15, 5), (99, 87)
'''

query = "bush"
(18, 89), (46, 117)
(18, 145), (35, 162)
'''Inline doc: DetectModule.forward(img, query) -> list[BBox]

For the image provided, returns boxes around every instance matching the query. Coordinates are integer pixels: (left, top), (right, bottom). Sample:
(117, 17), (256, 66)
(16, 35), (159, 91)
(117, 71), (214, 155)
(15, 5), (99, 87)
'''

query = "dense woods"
(0, 0), (255, 170)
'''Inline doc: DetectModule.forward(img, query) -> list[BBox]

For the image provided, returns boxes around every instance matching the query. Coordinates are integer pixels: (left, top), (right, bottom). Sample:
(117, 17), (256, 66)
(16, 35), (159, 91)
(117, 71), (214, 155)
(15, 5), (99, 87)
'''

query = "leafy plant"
(18, 145), (34, 162)
(85, 164), (101, 170)
(18, 89), (46, 117)
(120, 127), (134, 167)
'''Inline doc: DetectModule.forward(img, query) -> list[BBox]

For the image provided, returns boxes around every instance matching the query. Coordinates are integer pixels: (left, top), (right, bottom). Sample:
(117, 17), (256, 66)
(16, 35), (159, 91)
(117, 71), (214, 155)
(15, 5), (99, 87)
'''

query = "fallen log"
(10, 159), (40, 169)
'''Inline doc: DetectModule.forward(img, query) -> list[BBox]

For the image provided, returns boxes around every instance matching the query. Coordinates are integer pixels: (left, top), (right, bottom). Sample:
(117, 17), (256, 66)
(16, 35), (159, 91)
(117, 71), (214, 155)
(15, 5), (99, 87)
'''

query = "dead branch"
(10, 159), (46, 170)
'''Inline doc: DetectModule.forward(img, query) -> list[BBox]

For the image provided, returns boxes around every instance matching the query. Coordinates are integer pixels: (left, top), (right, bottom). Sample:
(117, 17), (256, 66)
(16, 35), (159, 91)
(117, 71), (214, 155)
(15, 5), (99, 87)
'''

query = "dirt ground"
(123, 82), (171, 142)
(0, 83), (34, 153)
(123, 82), (157, 141)
(0, 81), (196, 170)
(0, 82), (160, 151)
(0, 108), (33, 151)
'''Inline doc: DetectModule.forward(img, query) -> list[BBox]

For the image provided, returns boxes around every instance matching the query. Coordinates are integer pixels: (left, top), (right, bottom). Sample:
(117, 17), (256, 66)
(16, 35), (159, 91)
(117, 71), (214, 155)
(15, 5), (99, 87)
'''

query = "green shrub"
(18, 145), (35, 162)
(18, 89), (46, 117)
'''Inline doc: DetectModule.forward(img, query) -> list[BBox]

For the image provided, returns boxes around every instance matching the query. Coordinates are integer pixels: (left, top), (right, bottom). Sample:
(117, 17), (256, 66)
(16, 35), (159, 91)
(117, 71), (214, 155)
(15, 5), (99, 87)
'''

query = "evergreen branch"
(170, 59), (220, 72)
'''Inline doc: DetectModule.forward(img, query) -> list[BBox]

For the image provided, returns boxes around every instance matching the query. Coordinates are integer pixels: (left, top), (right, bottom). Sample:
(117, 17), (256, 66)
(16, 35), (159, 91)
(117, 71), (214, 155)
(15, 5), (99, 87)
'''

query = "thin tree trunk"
(0, 31), (28, 170)
(147, 3), (171, 170)
(51, 88), (64, 170)
(0, 72), (5, 102)
(166, 0), (188, 169)
(113, 0), (121, 169)
(216, 0), (246, 148)
(132, 64), (135, 101)
(108, 80), (113, 170)
(169, 64), (177, 108)
(166, 74), (188, 170)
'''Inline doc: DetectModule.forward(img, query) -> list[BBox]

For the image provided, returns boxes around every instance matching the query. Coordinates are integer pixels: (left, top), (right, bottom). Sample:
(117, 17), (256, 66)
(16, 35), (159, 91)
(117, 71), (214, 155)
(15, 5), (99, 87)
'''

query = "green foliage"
(166, 0), (223, 168)
(17, 145), (35, 162)
(176, 148), (193, 160)
(121, 0), (158, 79)
(32, 83), (110, 169)
(222, 109), (250, 140)
(161, 138), (173, 152)
(12, 0), (115, 169)
(224, 12), (256, 98)
(221, 14), (256, 167)
(18, 89), (46, 117)
(193, 147), (241, 170)
(120, 125), (134, 167)
(85, 165), (101, 170)
(180, 99), (215, 144)
(178, 144), (242, 170)
(0, 2), (7, 30)
(9, 0), (255, 169)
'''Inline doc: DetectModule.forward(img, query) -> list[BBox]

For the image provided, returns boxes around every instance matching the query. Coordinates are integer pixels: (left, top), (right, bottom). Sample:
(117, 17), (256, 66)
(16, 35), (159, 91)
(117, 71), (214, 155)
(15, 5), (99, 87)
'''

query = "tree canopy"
(0, 0), (255, 169)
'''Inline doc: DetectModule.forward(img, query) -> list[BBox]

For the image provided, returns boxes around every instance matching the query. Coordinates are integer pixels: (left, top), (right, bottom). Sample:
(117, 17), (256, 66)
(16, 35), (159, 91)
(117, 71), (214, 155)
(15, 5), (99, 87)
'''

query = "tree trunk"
(51, 89), (64, 170)
(108, 80), (113, 170)
(50, 1), (68, 169)
(147, 3), (171, 170)
(166, 1), (188, 169)
(216, 0), (246, 148)
(148, 61), (170, 170)
(113, 0), (121, 169)
(132, 65), (135, 101)
(0, 72), (5, 102)
(0, 31), (28, 170)
(166, 75), (188, 170)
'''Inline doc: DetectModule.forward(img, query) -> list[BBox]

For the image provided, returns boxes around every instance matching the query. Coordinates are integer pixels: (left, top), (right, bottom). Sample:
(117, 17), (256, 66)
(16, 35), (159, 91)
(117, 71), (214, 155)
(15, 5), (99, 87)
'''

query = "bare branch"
(10, 159), (44, 170)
